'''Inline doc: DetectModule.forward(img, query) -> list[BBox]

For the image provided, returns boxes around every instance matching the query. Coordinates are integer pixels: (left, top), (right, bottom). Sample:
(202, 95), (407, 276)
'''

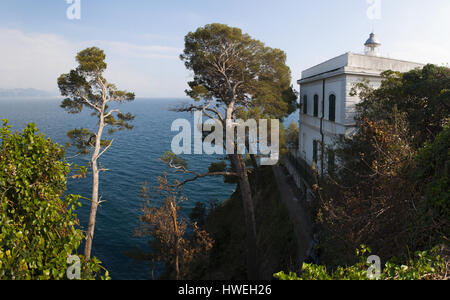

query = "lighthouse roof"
(365, 32), (381, 47)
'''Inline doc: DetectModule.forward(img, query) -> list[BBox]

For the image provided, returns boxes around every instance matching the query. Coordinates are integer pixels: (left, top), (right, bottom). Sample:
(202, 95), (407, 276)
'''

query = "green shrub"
(414, 126), (450, 231)
(0, 121), (108, 280)
(274, 246), (447, 280)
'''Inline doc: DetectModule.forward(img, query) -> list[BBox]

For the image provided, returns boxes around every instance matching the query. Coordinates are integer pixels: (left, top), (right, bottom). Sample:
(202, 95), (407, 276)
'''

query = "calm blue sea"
(0, 98), (236, 280)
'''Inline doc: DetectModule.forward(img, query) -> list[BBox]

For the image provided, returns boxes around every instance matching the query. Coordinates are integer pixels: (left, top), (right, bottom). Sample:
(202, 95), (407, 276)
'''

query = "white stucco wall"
(344, 74), (383, 125)
(302, 53), (349, 79)
(299, 74), (347, 167)
(346, 53), (424, 74)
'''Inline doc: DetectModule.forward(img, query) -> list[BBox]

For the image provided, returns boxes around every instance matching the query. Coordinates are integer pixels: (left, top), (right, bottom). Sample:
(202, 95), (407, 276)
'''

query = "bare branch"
(171, 103), (224, 123)
(97, 73), (109, 104)
(162, 157), (237, 188)
(175, 171), (237, 188)
(104, 109), (121, 119)
(79, 94), (101, 113)
(98, 139), (114, 159)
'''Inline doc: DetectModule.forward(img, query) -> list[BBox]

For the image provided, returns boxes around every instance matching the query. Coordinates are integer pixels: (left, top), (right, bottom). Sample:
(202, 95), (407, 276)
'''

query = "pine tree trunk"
(84, 161), (99, 260)
(230, 154), (259, 280)
(225, 100), (259, 279)
(250, 154), (259, 194)
(84, 117), (105, 261)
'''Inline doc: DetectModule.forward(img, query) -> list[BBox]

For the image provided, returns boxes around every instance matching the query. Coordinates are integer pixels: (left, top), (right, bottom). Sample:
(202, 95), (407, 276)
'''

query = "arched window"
(313, 140), (318, 163)
(329, 94), (336, 122)
(313, 95), (319, 117)
(328, 150), (335, 174)
(303, 95), (308, 114)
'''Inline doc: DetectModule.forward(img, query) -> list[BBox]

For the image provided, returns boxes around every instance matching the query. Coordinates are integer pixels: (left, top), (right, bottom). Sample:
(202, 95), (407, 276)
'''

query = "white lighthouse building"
(296, 33), (423, 174)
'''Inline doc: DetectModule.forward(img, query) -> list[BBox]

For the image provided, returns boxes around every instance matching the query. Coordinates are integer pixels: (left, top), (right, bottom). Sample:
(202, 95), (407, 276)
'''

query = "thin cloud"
(0, 27), (188, 97)
(390, 40), (450, 66)
(0, 28), (77, 92)
(91, 40), (182, 60)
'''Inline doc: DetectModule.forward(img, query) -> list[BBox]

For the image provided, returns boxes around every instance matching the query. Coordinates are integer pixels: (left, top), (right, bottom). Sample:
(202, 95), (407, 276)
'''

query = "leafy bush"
(315, 66), (449, 267)
(414, 126), (449, 237)
(0, 121), (108, 280)
(275, 246), (447, 280)
(354, 64), (450, 148)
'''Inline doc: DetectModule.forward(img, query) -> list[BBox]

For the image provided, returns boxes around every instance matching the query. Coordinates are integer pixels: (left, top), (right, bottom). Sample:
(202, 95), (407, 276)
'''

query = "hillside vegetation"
(277, 64), (450, 280)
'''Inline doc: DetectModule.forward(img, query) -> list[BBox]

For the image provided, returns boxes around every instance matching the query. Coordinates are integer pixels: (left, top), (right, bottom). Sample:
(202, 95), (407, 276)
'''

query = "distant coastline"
(0, 88), (57, 99)
(0, 89), (191, 102)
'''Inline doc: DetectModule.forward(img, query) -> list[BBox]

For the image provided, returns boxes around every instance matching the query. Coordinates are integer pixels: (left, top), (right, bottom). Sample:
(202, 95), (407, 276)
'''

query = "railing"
(285, 148), (318, 188)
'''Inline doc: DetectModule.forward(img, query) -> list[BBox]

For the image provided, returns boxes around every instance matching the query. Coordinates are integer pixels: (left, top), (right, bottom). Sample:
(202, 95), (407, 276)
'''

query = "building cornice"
(297, 52), (424, 85)
(297, 68), (382, 85)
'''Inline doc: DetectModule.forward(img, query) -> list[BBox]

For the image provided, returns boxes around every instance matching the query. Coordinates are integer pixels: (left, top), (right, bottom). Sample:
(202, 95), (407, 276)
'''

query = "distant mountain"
(0, 88), (56, 98)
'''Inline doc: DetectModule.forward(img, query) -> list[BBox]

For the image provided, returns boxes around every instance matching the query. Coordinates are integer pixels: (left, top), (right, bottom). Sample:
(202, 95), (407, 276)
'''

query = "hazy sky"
(0, 0), (449, 97)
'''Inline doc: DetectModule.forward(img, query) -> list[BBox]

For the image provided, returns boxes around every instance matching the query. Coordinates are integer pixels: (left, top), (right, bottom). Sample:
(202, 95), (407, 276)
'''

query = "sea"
(0, 97), (238, 280)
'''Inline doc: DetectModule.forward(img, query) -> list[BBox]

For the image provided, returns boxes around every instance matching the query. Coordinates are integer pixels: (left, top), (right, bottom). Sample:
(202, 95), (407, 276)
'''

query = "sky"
(0, 0), (449, 98)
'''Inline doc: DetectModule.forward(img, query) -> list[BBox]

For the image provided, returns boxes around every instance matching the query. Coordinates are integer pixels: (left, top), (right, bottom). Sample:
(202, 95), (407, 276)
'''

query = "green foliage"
(354, 64), (450, 148)
(181, 23), (296, 120)
(285, 121), (299, 149)
(67, 128), (95, 155)
(58, 47), (135, 155)
(414, 126), (449, 240)
(317, 65), (449, 266)
(208, 161), (227, 173)
(161, 151), (188, 170)
(282, 86), (299, 117)
(0, 121), (108, 280)
(275, 246), (447, 280)
(181, 23), (261, 103)
(76, 47), (107, 73)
